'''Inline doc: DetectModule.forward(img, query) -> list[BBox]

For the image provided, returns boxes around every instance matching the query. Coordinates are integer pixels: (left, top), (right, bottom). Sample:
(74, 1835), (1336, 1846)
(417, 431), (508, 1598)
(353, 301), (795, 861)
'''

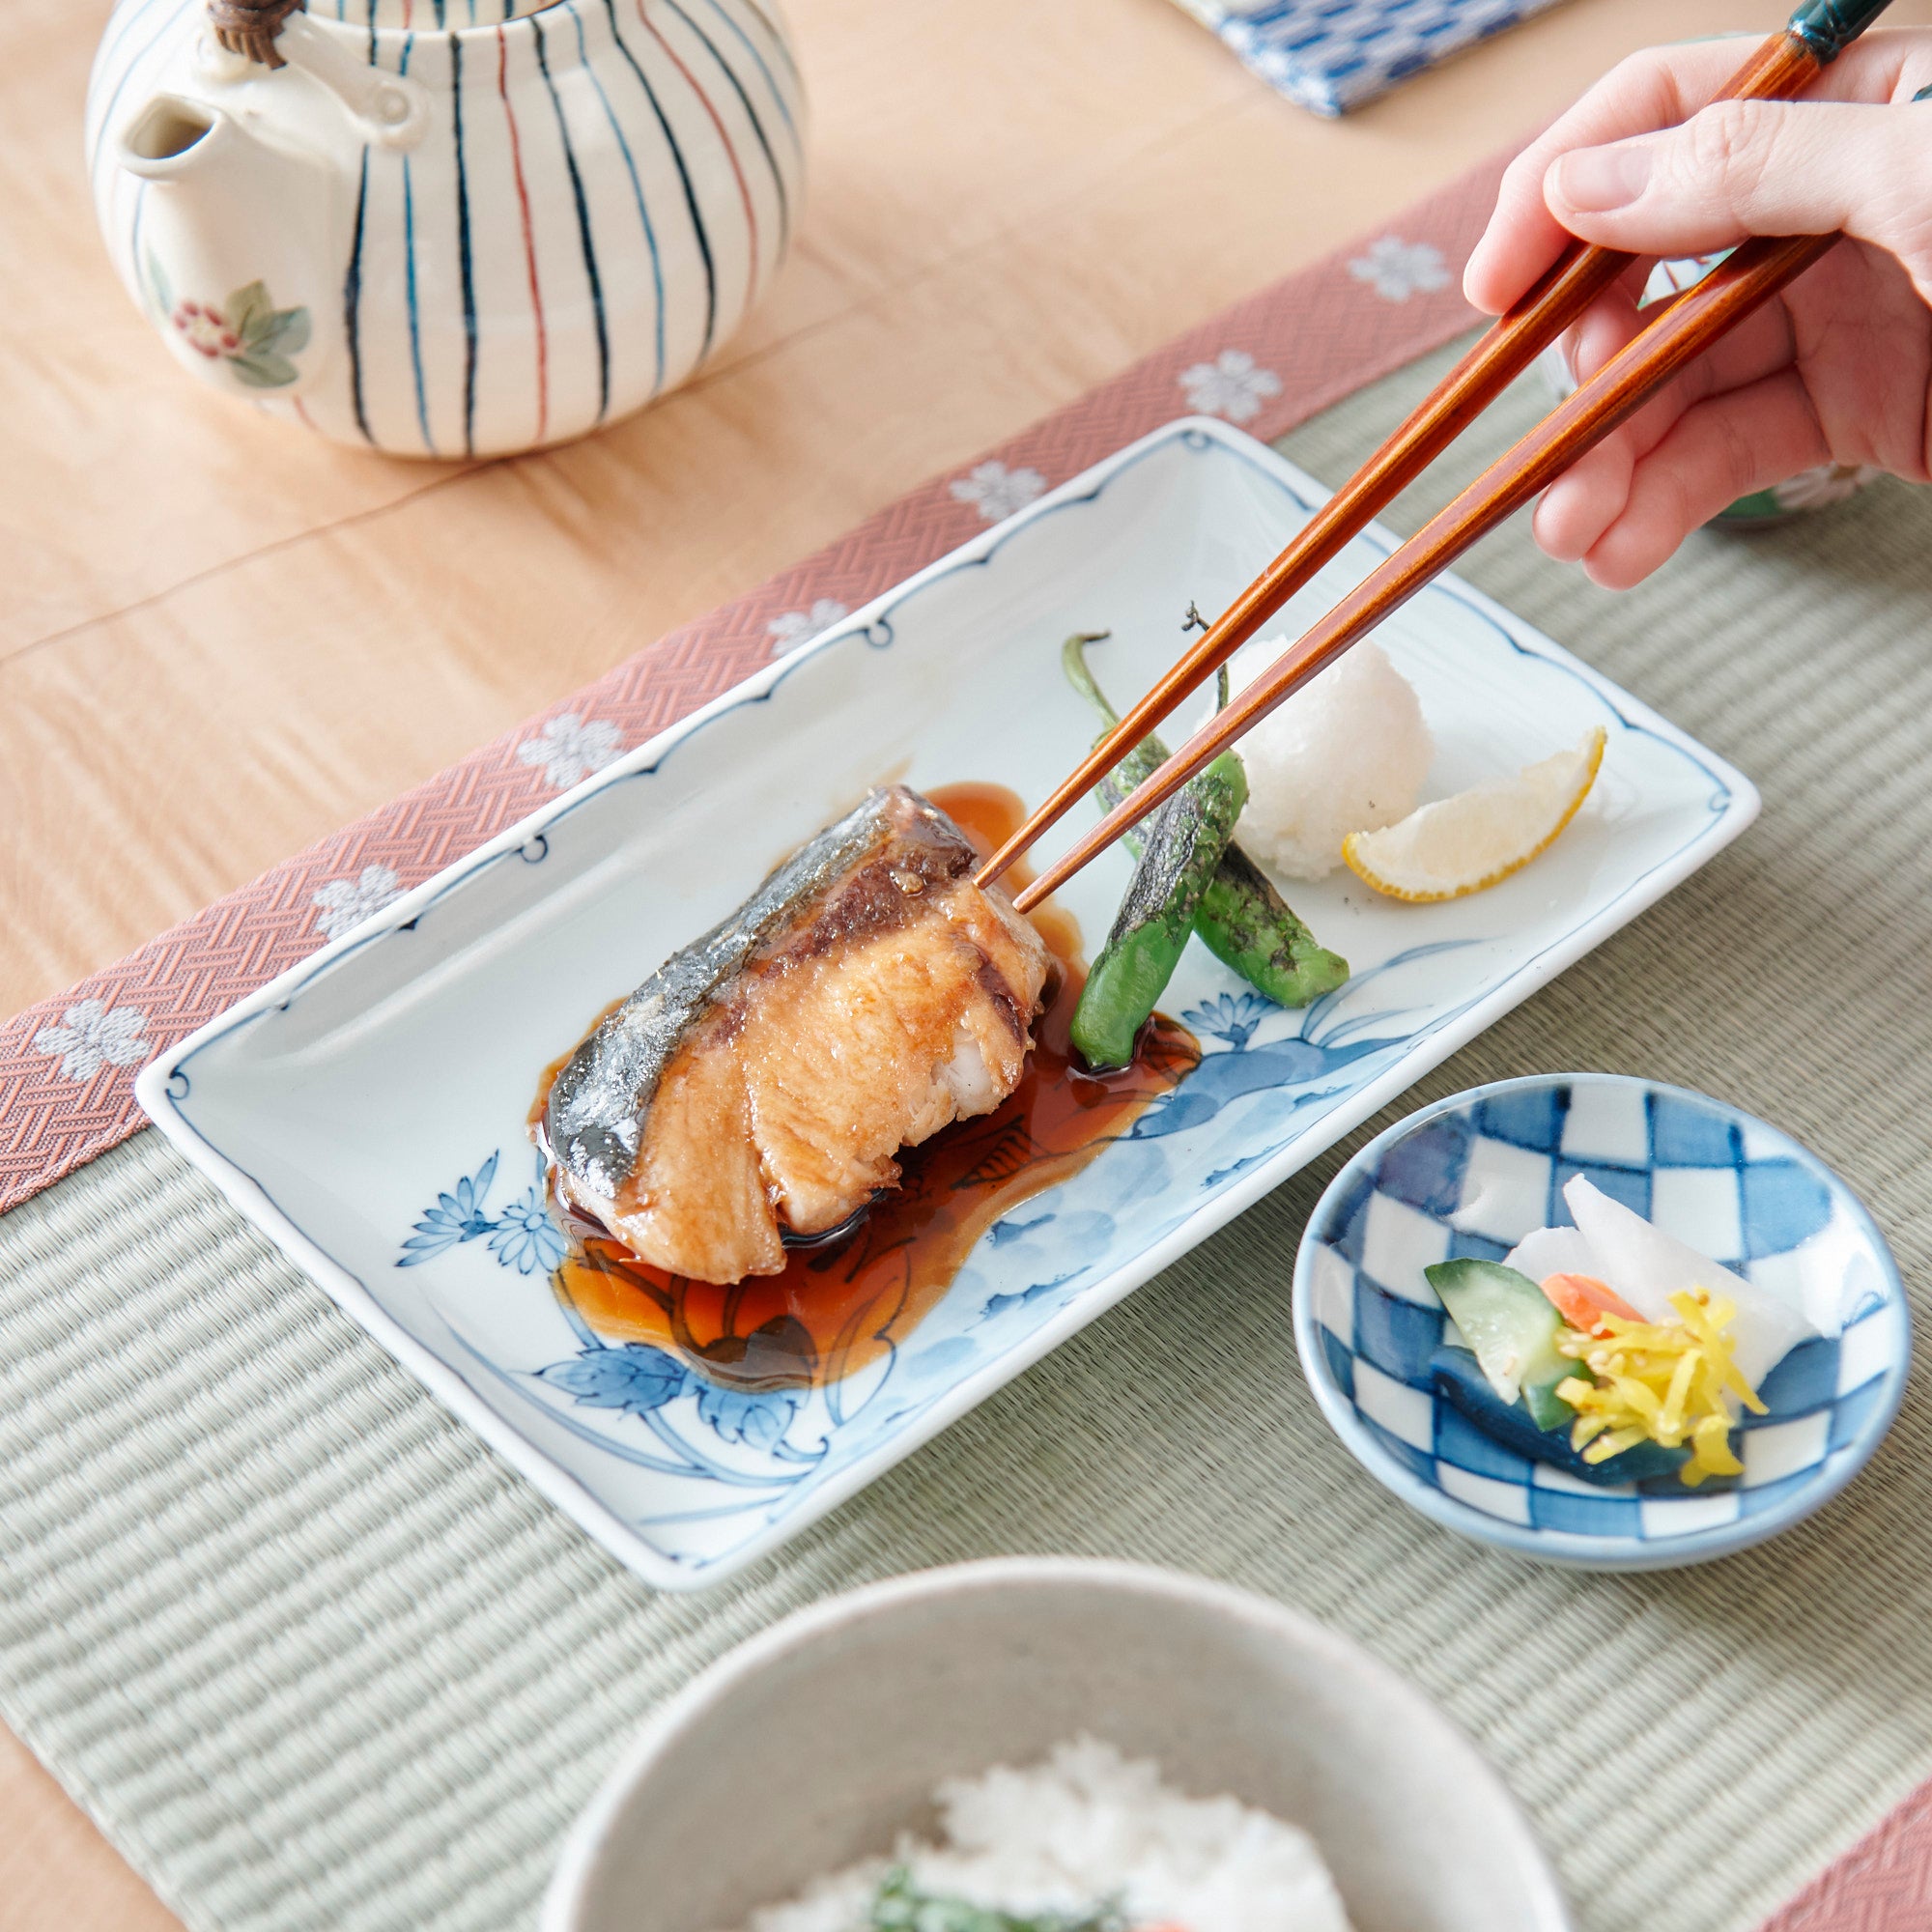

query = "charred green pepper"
(1193, 845), (1349, 1010)
(1069, 715), (1246, 1071)
(1062, 634), (1348, 1010)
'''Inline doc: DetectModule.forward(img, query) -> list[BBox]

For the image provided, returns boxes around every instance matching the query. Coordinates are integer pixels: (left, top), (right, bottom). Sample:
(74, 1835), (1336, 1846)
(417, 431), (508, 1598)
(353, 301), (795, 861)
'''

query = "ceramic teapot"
(87, 0), (804, 457)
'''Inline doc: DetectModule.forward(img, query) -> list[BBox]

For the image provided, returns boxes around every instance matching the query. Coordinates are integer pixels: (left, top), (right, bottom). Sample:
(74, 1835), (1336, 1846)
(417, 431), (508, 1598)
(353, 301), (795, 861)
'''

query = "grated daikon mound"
(1231, 639), (1432, 881)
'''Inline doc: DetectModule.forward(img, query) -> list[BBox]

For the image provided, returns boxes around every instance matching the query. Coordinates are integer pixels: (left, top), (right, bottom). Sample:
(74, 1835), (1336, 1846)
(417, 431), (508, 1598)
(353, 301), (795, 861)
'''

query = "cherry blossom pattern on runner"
(32, 1001), (151, 1083)
(1179, 349), (1283, 423)
(766, 598), (852, 656)
(949, 461), (1047, 523)
(515, 714), (625, 791)
(1348, 237), (1452, 302)
(311, 866), (405, 941)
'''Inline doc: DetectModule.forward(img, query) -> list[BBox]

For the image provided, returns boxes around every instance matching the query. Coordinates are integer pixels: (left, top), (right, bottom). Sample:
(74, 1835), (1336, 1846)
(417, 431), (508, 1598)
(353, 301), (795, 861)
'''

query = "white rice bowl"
(547, 1559), (1570, 1932)
(1230, 638), (1433, 880)
(732, 1738), (1352, 1932)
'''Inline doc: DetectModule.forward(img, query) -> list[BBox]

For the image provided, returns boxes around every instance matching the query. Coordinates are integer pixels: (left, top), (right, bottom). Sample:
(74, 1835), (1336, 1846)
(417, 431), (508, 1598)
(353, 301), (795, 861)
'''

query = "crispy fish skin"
(542, 786), (1051, 1284)
(543, 788), (908, 1204)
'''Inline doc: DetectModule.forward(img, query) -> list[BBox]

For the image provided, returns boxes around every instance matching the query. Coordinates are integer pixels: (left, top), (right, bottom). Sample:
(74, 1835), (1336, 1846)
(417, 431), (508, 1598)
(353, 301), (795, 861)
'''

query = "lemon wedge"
(1342, 726), (1605, 902)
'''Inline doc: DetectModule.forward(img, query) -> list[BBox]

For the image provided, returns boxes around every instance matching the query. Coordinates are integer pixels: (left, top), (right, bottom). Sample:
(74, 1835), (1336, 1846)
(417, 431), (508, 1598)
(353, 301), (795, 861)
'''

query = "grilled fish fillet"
(541, 785), (1053, 1284)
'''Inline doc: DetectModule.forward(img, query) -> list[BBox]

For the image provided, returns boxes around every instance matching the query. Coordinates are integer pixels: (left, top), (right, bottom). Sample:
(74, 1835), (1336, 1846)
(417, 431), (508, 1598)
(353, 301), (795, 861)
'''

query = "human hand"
(1463, 31), (1932, 587)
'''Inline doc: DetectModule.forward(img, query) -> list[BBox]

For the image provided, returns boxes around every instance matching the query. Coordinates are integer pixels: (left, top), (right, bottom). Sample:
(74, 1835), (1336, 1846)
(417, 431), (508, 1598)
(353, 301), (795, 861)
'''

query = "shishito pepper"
(1069, 723), (1247, 1070)
(1062, 634), (1348, 1010)
(1195, 843), (1349, 1009)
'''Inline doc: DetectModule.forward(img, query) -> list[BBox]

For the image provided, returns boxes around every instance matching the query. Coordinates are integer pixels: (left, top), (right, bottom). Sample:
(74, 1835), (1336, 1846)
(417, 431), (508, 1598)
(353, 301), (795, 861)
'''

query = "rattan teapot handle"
(208, 0), (305, 69)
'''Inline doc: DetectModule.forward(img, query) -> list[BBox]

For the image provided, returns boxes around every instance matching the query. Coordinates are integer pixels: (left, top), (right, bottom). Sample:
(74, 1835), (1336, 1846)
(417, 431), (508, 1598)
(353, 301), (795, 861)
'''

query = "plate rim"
(134, 415), (1765, 1590)
(1291, 1069), (1912, 1571)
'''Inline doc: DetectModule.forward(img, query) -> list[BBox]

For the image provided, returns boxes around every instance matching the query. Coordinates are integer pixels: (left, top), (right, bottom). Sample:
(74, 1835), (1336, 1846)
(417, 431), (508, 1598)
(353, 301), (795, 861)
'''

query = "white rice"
(726, 1737), (1353, 1932)
(1229, 637), (1433, 880)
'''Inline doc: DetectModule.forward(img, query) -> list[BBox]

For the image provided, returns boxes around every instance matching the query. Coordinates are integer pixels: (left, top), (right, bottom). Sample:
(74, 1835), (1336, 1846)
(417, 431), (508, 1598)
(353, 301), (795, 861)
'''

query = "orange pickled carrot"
(1542, 1270), (1643, 1330)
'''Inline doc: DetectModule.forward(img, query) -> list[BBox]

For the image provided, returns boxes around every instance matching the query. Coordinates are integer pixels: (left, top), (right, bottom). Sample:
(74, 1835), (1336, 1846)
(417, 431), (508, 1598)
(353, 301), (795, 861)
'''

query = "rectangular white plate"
(136, 418), (1758, 1590)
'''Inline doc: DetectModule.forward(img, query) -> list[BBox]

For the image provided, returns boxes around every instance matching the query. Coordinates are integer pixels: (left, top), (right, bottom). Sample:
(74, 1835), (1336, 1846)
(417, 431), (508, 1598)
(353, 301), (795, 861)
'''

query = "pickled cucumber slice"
(1425, 1258), (1582, 1432)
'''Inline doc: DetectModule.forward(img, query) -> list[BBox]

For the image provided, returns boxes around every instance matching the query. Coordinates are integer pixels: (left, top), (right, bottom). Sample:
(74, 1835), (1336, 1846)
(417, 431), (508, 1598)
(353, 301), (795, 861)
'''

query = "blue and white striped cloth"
(1172, 0), (1573, 116)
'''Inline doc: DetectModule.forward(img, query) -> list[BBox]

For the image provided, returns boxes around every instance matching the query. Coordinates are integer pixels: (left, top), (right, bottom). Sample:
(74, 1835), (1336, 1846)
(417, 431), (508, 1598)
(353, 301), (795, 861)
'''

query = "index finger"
(1462, 29), (1932, 315)
(1463, 38), (1760, 315)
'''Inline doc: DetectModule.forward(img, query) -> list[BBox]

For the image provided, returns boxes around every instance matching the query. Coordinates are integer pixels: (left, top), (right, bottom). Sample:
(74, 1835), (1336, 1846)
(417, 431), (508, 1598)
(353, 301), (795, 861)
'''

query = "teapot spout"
(117, 93), (339, 399)
(120, 93), (229, 179)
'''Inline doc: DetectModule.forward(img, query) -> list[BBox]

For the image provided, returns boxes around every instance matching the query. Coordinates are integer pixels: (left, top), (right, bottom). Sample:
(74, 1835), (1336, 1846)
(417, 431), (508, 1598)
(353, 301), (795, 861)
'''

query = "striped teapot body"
(88, 0), (804, 457)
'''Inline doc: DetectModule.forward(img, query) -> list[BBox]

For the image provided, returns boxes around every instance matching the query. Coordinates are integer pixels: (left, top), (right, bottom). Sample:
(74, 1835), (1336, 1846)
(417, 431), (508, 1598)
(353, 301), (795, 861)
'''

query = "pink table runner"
(5, 149), (1926, 1929)
(0, 163), (1495, 1220)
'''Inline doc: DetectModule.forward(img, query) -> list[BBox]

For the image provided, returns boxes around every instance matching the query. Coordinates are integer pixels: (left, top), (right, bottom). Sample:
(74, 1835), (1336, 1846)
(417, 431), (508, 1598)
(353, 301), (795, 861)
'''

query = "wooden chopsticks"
(1009, 230), (1833, 914)
(977, 0), (1893, 905)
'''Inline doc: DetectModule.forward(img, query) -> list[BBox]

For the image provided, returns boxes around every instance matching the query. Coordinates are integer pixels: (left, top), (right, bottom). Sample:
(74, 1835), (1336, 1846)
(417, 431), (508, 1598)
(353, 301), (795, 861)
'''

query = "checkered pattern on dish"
(1175, 0), (1571, 116)
(1304, 1080), (1904, 1544)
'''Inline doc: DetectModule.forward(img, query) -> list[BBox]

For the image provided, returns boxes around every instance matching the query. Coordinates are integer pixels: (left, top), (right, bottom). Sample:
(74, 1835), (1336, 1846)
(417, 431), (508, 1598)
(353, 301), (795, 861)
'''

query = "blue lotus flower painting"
(1182, 990), (1273, 1051)
(540, 1344), (692, 1418)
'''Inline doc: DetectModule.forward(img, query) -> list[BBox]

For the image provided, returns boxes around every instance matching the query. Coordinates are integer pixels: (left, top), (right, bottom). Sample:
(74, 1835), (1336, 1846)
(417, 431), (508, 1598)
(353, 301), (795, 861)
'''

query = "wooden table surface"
(11, 0), (1930, 1925)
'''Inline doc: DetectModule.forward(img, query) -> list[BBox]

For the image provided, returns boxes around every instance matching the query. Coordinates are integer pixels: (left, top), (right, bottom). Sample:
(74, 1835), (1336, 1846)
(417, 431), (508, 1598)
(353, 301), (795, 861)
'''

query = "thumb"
(1544, 99), (1932, 266)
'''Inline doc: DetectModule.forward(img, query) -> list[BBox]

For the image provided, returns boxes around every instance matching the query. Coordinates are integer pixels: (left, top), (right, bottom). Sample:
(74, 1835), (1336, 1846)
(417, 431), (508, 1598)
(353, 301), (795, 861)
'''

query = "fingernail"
(1552, 142), (1652, 213)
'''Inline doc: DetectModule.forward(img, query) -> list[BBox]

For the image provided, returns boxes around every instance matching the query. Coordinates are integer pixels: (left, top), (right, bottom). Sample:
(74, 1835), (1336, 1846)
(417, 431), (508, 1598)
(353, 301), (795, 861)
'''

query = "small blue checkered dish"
(1293, 1074), (1909, 1569)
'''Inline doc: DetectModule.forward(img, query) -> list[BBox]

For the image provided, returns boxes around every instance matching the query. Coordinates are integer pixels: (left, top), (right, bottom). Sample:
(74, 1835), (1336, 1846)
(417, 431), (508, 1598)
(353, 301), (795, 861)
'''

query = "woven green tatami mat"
(5, 340), (1931, 1932)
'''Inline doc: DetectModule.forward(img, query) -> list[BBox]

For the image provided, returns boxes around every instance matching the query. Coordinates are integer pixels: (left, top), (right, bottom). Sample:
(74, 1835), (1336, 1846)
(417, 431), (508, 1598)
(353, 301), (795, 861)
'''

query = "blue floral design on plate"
(539, 1344), (693, 1417)
(403, 1165), (829, 1473)
(397, 953), (1478, 1534)
(531, 1335), (810, 1461)
(1293, 1073), (1911, 1570)
(399, 1151), (566, 1276)
(1182, 989), (1274, 1050)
